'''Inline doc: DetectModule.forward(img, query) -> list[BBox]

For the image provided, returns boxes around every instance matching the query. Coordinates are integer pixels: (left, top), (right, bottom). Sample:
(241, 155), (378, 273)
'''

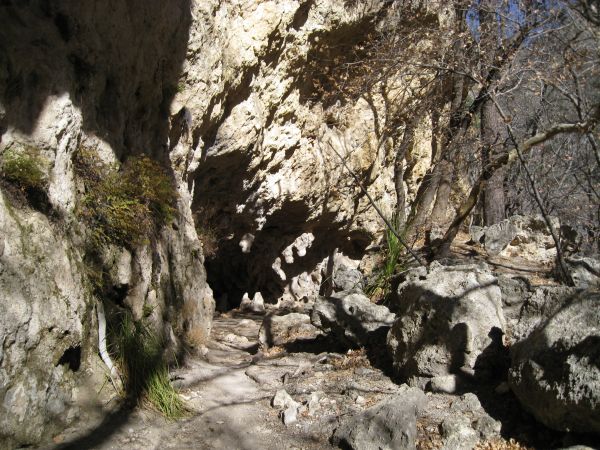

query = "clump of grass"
(74, 149), (177, 250)
(1, 145), (49, 197)
(366, 213), (406, 302)
(193, 207), (220, 258)
(112, 312), (186, 419)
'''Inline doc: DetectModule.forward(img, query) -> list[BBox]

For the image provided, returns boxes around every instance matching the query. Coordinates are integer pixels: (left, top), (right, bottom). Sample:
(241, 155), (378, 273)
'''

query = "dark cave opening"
(204, 214), (373, 312)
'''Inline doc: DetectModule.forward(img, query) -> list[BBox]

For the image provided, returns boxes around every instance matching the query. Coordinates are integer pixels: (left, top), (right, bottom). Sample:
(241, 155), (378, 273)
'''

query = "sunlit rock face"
(0, 1), (212, 447)
(0, 0), (445, 446)
(180, 0), (442, 307)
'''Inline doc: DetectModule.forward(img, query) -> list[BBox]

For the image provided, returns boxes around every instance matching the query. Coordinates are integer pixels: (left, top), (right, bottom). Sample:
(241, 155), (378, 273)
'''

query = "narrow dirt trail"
(51, 311), (404, 450)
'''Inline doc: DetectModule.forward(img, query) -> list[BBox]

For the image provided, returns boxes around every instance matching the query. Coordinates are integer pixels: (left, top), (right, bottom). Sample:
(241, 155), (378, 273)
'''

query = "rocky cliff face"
(177, 0), (442, 307)
(0, 1), (212, 447)
(0, 0), (443, 447)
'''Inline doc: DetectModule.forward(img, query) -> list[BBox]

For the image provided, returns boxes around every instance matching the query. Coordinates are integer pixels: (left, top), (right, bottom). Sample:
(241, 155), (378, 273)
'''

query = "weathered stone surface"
(311, 291), (396, 347)
(332, 386), (426, 450)
(509, 291), (600, 434)
(240, 292), (266, 314)
(0, 1), (216, 446)
(387, 262), (506, 382)
(331, 254), (364, 293)
(474, 215), (560, 262)
(258, 313), (322, 349)
(0, 193), (90, 449)
(509, 284), (576, 344)
(440, 415), (479, 450)
(566, 257), (600, 289)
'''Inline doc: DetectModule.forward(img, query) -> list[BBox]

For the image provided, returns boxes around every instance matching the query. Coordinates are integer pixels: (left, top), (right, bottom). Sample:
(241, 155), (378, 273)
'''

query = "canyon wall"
(0, 0), (445, 447)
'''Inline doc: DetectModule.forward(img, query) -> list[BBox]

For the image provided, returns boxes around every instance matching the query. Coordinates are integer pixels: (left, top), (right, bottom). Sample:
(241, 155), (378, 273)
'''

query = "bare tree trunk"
(481, 99), (508, 225)
(406, 164), (442, 237)
(394, 120), (416, 225)
(430, 159), (454, 226)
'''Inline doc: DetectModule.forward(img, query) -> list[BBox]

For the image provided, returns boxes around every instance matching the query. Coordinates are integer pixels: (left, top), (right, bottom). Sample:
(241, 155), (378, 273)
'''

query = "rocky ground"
(42, 302), (597, 450)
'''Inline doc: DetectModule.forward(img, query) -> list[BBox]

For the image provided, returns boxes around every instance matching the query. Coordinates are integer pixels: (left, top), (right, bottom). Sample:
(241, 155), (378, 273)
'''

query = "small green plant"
(75, 150), (177, 249)
(366, 213), (406, 302)
(112, 312), (186, 419)
(1, 145), (48, 193)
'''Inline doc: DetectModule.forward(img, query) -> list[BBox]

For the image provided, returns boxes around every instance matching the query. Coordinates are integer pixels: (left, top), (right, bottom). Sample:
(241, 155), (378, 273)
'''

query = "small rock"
(428, 375), (458, 394)
(355, 395), (366, 405)
(272, 389), (299, 410)
(332, 387), (426, 450)
(440, 416), (479, 450)
(474, 416), (502, 439)
(259, 313), (321, 348)
(311, 291), (396, 347)
(450, 393), (482, 413)
(282, 405), (298, 426)
(308, 391), (323, 415)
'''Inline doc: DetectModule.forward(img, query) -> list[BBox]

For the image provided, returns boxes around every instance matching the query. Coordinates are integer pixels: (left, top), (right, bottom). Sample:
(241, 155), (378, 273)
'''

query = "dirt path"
(49, 311), (406, 450)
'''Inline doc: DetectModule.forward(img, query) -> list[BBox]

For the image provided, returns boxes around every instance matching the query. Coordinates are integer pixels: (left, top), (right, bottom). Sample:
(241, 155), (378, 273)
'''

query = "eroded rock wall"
(0, 0), (446, 446)
(0, 1), (213, 447)
(175, 0), (443, 306)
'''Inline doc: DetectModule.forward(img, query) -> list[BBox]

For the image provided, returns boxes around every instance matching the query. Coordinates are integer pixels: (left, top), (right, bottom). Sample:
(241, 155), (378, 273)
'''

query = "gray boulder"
(387, 262), (506, 384)
(509, 291), (600, 433)
(481, 220), (519, 256)
(497, 275), (578, 344)
(472, 215), (559, 262)
(332, 264), (364, 293)
(566, 257), (600, 289)
(311, 291), (396, 347)
(332, 386), (426, 450)
(258, 313), (322, 349)
(509, 284), (576, 344)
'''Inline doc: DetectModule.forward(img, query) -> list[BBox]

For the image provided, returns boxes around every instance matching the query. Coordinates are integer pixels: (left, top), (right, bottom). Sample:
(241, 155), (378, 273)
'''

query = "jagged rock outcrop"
(332, 386), (427, 450)
(0, 0), (452, 446)
(509, 291), (600, 434)
(311, 291), (396, 347)
(178, 0), (445, 307)
(0, 1), (214, 447)
(387, 262), (507, 387)
(470, 215), (559, 262)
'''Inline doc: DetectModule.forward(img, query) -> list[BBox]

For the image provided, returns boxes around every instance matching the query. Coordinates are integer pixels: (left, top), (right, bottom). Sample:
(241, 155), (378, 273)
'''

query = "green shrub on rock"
(75, 150), (177, 249)
(1, 145), (48, 193)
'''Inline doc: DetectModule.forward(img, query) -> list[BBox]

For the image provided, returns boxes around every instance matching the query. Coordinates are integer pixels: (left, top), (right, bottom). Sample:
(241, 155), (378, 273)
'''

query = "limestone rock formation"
(387, 262), (506, 386)
(509, 291), (600, 434)
(258, 312), (322, 349)
(332, 386), (427, 450)
(0, 193), (91, 448)
(470, 215), (560, 262)
(311, 291), (396, 347)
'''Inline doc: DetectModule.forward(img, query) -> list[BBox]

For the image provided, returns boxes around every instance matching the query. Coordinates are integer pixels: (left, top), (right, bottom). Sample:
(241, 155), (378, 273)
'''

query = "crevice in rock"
(56, 345), (81, 372)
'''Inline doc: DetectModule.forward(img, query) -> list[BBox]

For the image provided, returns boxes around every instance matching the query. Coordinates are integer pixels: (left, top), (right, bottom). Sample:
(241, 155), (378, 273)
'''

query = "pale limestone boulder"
(387, 262), (506, 385)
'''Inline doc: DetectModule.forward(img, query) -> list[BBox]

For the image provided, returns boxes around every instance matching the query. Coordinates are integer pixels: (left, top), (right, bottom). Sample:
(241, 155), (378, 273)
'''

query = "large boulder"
(332, 386), (426, 450)
(258, 313), (322, 349)
(387, 262), (506, 386)
(497, 275), (577, 344)
(311, 291), (396, 347)
(509, 291), (600, 434)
